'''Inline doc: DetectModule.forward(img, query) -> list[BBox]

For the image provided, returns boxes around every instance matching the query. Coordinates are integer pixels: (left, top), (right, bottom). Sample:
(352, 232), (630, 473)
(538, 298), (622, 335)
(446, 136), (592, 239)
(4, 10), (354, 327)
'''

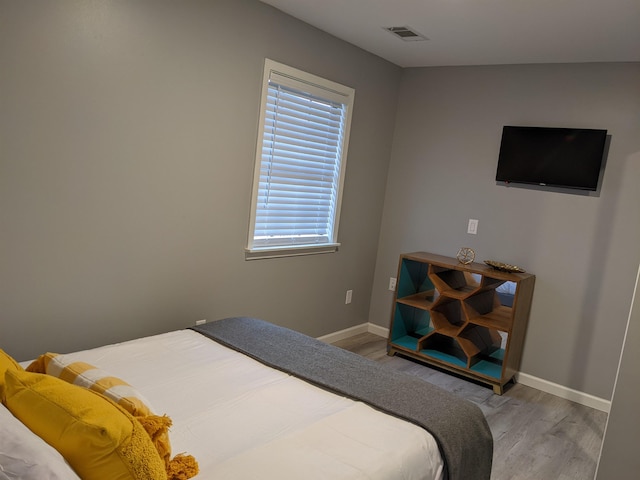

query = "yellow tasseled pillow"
(3, 369), (167, 480)
(27, 353), (199, 480)
(0, 349), (23, 401)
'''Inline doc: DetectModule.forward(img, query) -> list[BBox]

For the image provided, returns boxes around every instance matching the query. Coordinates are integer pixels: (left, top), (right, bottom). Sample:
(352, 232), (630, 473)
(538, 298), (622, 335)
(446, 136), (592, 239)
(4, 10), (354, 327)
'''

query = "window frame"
(245, 59), (355, 260)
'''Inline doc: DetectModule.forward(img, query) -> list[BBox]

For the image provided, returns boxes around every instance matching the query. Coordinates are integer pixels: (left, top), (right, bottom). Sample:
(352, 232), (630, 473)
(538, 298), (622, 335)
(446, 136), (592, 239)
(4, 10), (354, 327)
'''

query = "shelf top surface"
(402, 251), (535, 281)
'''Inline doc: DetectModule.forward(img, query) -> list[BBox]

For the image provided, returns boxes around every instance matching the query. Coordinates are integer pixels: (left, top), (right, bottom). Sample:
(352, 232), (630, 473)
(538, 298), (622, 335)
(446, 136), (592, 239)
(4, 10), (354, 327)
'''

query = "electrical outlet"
(345, 290), (353, 304)
(195, 319), (207, 326)
(389, 277), (397, 291)
(467, 218), (479, 235)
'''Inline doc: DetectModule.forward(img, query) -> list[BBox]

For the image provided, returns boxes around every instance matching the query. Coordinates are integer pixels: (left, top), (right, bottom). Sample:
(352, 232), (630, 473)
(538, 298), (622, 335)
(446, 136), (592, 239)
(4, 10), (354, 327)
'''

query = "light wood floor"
(331, 332), (607, 480)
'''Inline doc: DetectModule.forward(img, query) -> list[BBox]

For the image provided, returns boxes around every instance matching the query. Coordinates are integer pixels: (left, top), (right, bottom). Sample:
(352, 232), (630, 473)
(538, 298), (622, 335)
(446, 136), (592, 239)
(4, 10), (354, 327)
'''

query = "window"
(246, 59), (354, 259)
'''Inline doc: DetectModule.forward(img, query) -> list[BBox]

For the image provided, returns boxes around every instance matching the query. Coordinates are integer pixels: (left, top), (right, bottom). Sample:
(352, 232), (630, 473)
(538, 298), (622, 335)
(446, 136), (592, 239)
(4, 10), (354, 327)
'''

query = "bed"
(1, 317), (492, 480)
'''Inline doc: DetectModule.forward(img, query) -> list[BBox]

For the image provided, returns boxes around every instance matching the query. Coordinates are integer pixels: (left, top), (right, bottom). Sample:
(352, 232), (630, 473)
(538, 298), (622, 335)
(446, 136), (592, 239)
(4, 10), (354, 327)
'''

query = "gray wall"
(0, 0), (401, 361)
(596, 263), (640, 479)
(369, 63), (640, 399)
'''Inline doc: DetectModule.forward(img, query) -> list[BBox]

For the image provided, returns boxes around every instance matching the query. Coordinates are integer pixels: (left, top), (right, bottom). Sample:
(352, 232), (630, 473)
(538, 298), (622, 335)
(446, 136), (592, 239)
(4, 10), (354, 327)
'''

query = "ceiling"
(259, 0), (640, 68)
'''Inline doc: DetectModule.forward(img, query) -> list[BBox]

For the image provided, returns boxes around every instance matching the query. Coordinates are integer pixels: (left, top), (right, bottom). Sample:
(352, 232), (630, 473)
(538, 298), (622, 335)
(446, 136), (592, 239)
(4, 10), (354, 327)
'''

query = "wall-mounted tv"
(496, 126), (608, 191)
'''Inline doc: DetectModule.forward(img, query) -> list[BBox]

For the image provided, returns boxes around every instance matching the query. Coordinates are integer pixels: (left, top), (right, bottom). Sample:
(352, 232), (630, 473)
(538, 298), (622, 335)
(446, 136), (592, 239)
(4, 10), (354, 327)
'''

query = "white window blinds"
(247, 60), (354, 258)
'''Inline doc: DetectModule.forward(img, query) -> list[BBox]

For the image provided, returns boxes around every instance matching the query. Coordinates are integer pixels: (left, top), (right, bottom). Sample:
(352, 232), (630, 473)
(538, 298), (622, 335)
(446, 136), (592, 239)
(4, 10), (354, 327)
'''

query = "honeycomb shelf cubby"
(387, 251), (535, 394)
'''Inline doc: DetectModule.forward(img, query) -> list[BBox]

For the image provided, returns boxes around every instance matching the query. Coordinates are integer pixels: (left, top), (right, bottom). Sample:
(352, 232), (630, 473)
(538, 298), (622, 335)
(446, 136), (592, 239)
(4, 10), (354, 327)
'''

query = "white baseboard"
(319, 324), (610, 413)
(367, 323), (389, 338)
(516, 372), (611, 413)
(317, 322), (388, 344)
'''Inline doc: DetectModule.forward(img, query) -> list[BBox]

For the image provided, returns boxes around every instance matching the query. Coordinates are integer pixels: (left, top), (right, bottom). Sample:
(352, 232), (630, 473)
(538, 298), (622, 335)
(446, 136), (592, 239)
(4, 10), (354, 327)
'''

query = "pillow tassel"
(136, 414), (173, 465)
(167, 453), (199, 480)
(137, 414), (172, 440)
(136, 414), (199, 478)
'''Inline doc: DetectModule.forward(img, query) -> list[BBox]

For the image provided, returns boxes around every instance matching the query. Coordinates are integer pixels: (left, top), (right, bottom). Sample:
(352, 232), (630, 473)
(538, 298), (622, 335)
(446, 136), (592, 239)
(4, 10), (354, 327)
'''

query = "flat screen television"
(496, 126), (607, 191)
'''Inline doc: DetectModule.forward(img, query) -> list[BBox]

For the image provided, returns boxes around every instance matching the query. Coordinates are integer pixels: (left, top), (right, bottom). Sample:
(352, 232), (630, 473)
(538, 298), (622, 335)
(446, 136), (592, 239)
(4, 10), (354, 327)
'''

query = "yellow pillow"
(0, 349), (23, 401)
(26, 353), (199, 479)
(3, 369), (167, 480)
(27, 353), (153, 417)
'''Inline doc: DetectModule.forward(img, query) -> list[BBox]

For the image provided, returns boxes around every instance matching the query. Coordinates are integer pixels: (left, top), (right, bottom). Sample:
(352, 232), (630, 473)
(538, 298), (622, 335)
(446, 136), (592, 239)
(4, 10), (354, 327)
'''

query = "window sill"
(245, 243), (340, 260)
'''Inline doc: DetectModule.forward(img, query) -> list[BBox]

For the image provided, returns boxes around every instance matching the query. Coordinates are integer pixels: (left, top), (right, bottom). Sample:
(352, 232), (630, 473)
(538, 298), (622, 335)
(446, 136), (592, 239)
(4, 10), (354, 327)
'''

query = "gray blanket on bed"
(192, 317), (492, 480)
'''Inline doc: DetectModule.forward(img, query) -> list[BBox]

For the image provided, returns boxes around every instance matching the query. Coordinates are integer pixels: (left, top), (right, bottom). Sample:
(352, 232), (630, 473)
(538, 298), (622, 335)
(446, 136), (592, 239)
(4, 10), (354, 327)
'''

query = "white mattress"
(57, 329), (444, 480)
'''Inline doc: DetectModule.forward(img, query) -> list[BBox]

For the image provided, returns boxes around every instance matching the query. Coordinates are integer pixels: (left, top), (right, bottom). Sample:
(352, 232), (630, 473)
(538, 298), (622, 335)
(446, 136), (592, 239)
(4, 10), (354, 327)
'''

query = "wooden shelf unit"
(387, 252), (535, 394)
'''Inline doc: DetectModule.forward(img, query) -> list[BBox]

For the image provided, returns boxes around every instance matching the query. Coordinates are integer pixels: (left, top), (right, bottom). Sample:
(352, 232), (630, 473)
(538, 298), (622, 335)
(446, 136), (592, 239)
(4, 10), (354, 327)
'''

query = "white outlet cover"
(467, 219), (478, 235)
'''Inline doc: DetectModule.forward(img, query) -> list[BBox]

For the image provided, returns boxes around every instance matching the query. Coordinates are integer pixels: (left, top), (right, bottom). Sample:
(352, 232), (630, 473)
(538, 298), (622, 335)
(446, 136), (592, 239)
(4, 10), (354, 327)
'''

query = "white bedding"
(45, 329), (445, 480)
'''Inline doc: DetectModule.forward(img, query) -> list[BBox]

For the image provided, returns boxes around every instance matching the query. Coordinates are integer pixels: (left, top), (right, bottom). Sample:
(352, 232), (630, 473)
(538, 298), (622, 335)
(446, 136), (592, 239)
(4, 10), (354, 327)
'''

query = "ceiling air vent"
(384, 26), (428, 42)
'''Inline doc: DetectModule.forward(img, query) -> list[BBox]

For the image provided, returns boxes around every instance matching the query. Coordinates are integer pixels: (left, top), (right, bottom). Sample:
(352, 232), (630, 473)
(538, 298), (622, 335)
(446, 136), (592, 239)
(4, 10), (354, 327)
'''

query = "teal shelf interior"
(391, 325), (434, 351)
(391, 303), (432, 343)
(391, 335), (419, 351)
(417, 347), (505, 380)
(469, 349), (504, 379)
(419, 349), (467, 368)
(397, 259), (434, 298)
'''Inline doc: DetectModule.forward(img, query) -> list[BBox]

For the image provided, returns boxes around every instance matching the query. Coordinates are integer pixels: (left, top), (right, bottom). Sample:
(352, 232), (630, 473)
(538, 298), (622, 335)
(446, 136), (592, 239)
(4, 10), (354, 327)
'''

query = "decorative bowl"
(484, 260), (526, 273)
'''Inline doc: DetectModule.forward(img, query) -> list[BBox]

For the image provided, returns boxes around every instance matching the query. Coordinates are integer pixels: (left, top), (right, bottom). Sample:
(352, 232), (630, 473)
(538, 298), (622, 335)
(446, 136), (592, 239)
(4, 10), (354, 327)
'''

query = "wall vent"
(384, 26), (429, 42)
